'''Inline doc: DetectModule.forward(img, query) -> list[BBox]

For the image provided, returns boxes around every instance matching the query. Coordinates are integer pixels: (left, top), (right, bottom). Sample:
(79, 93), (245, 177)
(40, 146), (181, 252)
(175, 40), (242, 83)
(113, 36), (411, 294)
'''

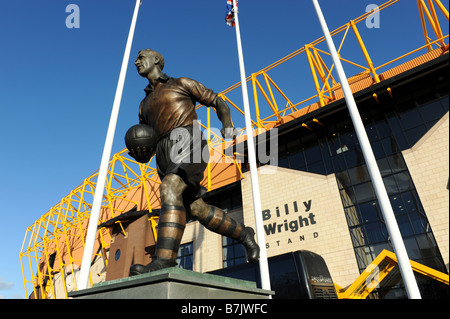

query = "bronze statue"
(127, 49), (260, 276)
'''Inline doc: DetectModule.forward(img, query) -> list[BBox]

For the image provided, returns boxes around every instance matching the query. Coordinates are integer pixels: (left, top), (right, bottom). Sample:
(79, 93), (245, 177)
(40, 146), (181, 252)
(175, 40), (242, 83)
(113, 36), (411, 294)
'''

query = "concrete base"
(68, 267), (274, 299)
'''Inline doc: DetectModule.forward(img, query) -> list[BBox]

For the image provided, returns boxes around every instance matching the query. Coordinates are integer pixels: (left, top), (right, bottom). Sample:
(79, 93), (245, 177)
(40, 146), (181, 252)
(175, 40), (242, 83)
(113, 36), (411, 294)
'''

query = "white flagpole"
(77, 0), (142, 290)
(232, 0), (271, 293)
(311, 0), (421, 299)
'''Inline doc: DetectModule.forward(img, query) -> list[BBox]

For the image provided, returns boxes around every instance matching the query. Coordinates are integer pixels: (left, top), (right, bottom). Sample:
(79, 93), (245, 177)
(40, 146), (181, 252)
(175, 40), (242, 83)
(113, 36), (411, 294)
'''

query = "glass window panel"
(439, 96), (449, 111)
(222, 247), (229, 260)
(345, 207), (360, 227)
(225, 236), (235, 246)
(278, 157), (290, 169)
(389, 195), (405, 215)
(409, 212), (428, 234)
(358, 201), (380, 223)
(403, 237), (421, 260)
(375, 120), (391, 139)
(307, 161), (326, 175)
(322, 150), (334, 174)
(222, 238), (246, 268)
(340, 188), (356, 207)
(364, 222), (388, 244)
(336, 171), (351, 189)
(393, 171), (413, 192)
(404, 125), (427, 147)
(366, 125), (378, 141)
(347, 165), (370, 184)
(383, 175), (399, 195)
(304, 145), (322, 163)
(289, 152), (305, 170)
(177, 242), (193, 270)
(402, 191), (421, 212)
(181, 256), (193, 270)
(377, 158), (392, 176)
(235, 245), (246, 258)
(370, 140), (385, 159)
(396, 214), (414, 237)
(361, 112), (372, 125)
(350, 226), (366, 247)
(328, 137), (342, 155)
(399, 108), (423, 130)
(419, 100), (445, 123)
(344, 149), (364, 168)
(387, 115), (409, 150)
(336, 118), (354, 133)
(421, 257), (446, 273)
(381, 137), (399, 156)
(386, 154), (407, 173)
(354, 246), (373, 271)
(286, 137), (301, 151)
(186, 254), (193, 266)
(354, 182), (376, 204)
(416, 233), (439, 258)
(425, 119), (439, 129)
(370, 242), (393, 259)
(332, 154), (346, 171)
(414, 88), (436, 105)
(278, 141), (287, 156)
(339, 133), (357, 150)
(403, 196), (416, 213)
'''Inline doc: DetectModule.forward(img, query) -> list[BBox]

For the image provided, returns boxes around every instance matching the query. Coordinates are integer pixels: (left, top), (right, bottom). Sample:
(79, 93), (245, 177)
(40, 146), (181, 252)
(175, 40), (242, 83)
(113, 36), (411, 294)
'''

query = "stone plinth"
(68, 267), (274, 299)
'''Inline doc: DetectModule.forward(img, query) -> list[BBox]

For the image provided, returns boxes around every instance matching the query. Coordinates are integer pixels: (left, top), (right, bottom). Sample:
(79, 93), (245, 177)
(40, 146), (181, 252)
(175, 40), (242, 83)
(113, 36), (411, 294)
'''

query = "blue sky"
(0, 0), (447, 299)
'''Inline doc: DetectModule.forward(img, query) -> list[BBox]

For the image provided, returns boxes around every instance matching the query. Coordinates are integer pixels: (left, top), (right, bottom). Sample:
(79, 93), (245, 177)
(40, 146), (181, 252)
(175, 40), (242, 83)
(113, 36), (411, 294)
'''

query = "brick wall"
(402, 112), (449, 270)
(240, 165), (360, 287)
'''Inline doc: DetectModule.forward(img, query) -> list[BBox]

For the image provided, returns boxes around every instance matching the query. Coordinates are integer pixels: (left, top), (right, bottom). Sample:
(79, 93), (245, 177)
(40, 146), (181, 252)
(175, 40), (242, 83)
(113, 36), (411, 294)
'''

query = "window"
(395, 95), (448, 148)
(327, 93), (448, 282)
(276, 131), (330, 175)
(203, 182), (243, 212)
(177, 242), (193, 270)
(222, 237), (246, 268)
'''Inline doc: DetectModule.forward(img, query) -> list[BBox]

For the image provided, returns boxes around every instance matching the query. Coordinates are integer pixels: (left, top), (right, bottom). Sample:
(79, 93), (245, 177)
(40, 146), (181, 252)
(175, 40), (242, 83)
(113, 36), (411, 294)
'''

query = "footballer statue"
(125, 49), (260, 276)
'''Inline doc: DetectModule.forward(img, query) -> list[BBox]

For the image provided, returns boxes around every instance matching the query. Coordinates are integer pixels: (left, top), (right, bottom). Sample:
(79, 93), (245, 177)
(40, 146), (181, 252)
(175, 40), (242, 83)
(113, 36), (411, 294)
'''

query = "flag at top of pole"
(225, 0), (237, 27)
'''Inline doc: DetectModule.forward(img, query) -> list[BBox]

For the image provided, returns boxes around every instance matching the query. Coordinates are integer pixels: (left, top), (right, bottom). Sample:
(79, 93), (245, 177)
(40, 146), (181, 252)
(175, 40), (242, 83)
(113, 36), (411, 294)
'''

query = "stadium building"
(20, 0), (449, 299)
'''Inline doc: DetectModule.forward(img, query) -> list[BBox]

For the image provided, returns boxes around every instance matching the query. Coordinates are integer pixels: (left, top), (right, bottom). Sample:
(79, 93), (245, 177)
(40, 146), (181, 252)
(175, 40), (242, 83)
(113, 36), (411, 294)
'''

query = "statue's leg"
(190, 198), (260, 263)
(130, 174), (187, 276)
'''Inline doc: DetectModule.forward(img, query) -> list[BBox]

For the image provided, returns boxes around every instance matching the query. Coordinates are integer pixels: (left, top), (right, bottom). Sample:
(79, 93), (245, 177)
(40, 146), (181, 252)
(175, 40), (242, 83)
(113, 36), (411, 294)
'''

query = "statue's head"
(135, 49), (165, 78)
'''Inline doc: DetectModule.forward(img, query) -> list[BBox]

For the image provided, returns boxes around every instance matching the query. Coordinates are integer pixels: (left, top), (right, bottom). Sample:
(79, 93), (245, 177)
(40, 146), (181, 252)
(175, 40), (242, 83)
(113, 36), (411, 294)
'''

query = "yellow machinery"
(20, 0), (449, 299)
(335, 250), (449, 299)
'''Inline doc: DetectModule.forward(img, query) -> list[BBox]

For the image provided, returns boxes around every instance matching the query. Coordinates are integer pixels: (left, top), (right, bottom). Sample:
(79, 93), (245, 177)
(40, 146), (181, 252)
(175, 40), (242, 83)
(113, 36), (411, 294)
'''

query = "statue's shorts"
(155, 125), (209, 204)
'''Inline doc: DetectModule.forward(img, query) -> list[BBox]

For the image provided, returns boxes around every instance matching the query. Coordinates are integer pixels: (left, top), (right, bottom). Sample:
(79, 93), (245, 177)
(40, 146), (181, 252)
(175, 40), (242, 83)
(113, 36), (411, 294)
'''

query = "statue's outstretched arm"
(212, 96), (235, 139)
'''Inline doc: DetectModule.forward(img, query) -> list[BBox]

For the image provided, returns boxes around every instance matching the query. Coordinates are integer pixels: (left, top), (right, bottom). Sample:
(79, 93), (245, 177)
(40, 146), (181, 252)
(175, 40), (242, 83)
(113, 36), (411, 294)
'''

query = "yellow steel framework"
(20, 0), (449, 299)
(335, 250), (449, 299)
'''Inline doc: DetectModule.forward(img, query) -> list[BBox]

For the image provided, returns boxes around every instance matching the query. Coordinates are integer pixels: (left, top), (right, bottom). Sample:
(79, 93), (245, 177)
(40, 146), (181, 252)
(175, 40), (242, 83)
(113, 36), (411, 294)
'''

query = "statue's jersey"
(139, 76), (217, 138)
